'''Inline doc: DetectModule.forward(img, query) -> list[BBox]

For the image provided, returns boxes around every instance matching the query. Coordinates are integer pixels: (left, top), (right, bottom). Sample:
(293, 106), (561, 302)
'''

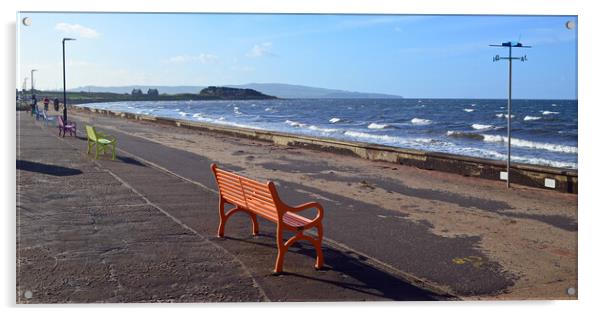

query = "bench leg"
(250, 213), (259, 236)
(275, 225), (325, 273)
(274, 226), (286, 273)
(217, 198), (227, 238)
(314, 223), (324, 270)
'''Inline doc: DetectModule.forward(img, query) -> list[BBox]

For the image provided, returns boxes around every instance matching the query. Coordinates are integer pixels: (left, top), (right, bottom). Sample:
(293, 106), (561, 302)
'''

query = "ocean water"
(78, 98), (578, 169)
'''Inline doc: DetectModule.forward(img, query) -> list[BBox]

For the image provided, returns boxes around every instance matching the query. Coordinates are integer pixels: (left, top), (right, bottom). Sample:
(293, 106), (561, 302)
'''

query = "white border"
(3, 0), (601, 315)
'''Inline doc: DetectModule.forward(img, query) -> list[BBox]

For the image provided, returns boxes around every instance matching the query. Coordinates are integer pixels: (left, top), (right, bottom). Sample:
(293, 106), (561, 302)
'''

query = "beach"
(60, 107), (578, 300)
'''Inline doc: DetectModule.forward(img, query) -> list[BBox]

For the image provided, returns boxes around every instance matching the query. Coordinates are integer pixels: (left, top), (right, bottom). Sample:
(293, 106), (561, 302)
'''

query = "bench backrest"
(85, 125), (98, 141)
(211, 164), (281, 222)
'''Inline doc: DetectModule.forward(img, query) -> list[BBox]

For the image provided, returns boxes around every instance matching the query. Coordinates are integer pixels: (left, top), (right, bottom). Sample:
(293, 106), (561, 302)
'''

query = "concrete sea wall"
(75, 106), (578, 194)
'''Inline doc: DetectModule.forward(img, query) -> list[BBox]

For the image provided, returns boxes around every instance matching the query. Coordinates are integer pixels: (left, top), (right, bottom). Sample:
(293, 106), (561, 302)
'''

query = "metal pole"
(507, 45), (512, 188)
(30, 70), (34, 93)
(62, 39), (67, 122)
(490, 41), (529, 189)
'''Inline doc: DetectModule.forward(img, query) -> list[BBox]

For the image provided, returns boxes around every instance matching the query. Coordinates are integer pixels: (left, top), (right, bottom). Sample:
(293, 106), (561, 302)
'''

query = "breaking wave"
(368, 123), (389, 129)
(285, 120), (307, 128)
(411, 118), (432, 125)
(446, 131), (485, 140)
(482, 135), (578, 154)
(524, 116), (541, 121)
(471, 124), (493, 130)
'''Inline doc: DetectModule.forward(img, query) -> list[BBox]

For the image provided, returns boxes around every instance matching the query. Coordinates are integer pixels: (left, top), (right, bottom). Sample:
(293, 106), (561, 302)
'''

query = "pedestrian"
(53, 98), (60, 111)
(43, 97), (50, 111)
(30, 95), (37, 116)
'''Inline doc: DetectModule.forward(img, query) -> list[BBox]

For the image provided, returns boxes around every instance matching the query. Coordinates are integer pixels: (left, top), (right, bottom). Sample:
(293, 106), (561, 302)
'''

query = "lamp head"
(63, 38), (76, 42)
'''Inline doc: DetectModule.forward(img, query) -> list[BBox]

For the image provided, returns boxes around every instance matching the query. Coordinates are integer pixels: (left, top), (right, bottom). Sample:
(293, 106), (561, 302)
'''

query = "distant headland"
(199, 86), (277, 100)
(21, 86), (278, 105)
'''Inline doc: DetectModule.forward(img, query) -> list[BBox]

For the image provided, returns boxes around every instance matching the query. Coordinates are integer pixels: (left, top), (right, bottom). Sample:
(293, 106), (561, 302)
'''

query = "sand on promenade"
(69, 109), (578, 300)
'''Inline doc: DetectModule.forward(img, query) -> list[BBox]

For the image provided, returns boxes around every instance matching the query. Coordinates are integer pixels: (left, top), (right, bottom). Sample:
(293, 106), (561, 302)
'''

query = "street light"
(62, 37), (76, 122)
(30, 69), (37, 95)
(490, 41), (531, 188)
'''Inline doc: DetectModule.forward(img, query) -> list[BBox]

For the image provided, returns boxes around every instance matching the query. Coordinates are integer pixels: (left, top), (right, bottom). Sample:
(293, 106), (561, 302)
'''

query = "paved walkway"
(16, 111), (443, 302)
(69, 110), (524, 297)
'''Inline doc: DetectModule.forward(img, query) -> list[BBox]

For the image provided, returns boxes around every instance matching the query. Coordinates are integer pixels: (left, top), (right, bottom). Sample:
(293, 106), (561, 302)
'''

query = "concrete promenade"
(16, 111), (444, 303)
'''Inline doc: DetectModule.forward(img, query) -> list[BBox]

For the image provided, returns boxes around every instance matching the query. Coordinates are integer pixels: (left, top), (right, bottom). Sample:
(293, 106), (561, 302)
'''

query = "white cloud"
(165, 55), (190, 63)
(246, 42), (274, 58)
(55, 22), (100, 38)
(197, 53), (218, 64)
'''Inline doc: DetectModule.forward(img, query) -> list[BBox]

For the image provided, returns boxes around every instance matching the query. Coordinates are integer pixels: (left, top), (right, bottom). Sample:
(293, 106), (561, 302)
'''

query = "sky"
(16, 13), (577, 99)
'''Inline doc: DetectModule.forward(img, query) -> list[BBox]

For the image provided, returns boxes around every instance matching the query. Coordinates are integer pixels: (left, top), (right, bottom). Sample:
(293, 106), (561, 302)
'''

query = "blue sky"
(17, 13), (577, 99)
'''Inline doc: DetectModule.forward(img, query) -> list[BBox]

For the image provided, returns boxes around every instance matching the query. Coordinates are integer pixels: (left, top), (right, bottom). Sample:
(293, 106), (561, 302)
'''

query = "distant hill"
(225, 83), (403, 99)
(69, 85), (204, 95)
(71, 83), (403, 99)
(200, 86), (277, 100)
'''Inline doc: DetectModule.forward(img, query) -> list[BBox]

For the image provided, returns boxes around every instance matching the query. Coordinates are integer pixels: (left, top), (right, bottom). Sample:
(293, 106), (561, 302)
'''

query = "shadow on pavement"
(116, 156), (147, 167)
(17, 159), (82, 176)
(226, 235), (447, 300)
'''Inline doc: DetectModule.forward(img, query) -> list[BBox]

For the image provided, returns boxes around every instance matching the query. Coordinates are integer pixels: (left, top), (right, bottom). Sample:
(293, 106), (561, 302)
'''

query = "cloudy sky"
(17, 13), (577, 99)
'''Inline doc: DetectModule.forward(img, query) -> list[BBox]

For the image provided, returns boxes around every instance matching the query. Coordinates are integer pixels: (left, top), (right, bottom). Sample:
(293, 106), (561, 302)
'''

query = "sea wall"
(75, 106), (578, 194)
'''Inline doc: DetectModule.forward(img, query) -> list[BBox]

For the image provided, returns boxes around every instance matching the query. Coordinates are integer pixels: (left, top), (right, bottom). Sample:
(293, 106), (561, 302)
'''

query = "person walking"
(43, 97), (50, 111)
(53, 98), (60, 112)
(30, 95), (37, 116)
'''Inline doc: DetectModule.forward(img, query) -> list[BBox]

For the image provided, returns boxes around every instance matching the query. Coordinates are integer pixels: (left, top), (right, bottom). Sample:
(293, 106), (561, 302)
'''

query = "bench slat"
(238, 176), (270, 189)
(283, 212), (311, 228)
(245, 198), (277, 214)
(215, 170), (243, 182)
(240, 183), (273, 197)
(218, 184), (245, 201)
(215, 174), (243, 188)
(221, 194), (247, 208)
(216, 171), (241, 182)
(242, 188), (276, 205)
(216, 178), (244, 194)
(245, 197), (277, 212)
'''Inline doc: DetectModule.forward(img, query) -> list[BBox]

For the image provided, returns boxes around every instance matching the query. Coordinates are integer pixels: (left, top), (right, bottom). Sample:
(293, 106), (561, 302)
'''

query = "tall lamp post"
(490, 41), (530, 188)
(62, 37), (76, 122)
(30, 69), (37, 96)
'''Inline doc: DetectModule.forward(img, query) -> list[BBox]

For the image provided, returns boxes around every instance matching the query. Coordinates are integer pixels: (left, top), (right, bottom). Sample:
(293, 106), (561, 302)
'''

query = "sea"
(77, 98), (578, 170)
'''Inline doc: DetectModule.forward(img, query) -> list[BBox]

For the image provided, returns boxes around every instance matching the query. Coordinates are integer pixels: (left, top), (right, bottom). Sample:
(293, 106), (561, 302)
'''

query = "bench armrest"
(286, 202), (324, 223)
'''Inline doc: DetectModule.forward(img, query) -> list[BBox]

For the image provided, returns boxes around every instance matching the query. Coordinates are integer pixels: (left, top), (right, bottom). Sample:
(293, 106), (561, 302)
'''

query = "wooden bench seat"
(211, 164), (325, 273)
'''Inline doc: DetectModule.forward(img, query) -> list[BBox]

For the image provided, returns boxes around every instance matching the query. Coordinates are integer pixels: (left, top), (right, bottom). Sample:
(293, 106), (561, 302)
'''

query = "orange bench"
(211, 164), (325, 273)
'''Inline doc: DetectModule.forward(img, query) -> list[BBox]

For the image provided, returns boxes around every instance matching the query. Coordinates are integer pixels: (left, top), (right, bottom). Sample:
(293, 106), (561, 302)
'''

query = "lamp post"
(30, 69), (37, 95)
(490, 41), (530, 188)
(62, 38), (76, 122)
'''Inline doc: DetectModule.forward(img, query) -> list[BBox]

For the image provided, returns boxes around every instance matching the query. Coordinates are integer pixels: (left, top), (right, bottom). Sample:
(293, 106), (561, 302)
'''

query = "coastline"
(73, 105), (578, 194)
